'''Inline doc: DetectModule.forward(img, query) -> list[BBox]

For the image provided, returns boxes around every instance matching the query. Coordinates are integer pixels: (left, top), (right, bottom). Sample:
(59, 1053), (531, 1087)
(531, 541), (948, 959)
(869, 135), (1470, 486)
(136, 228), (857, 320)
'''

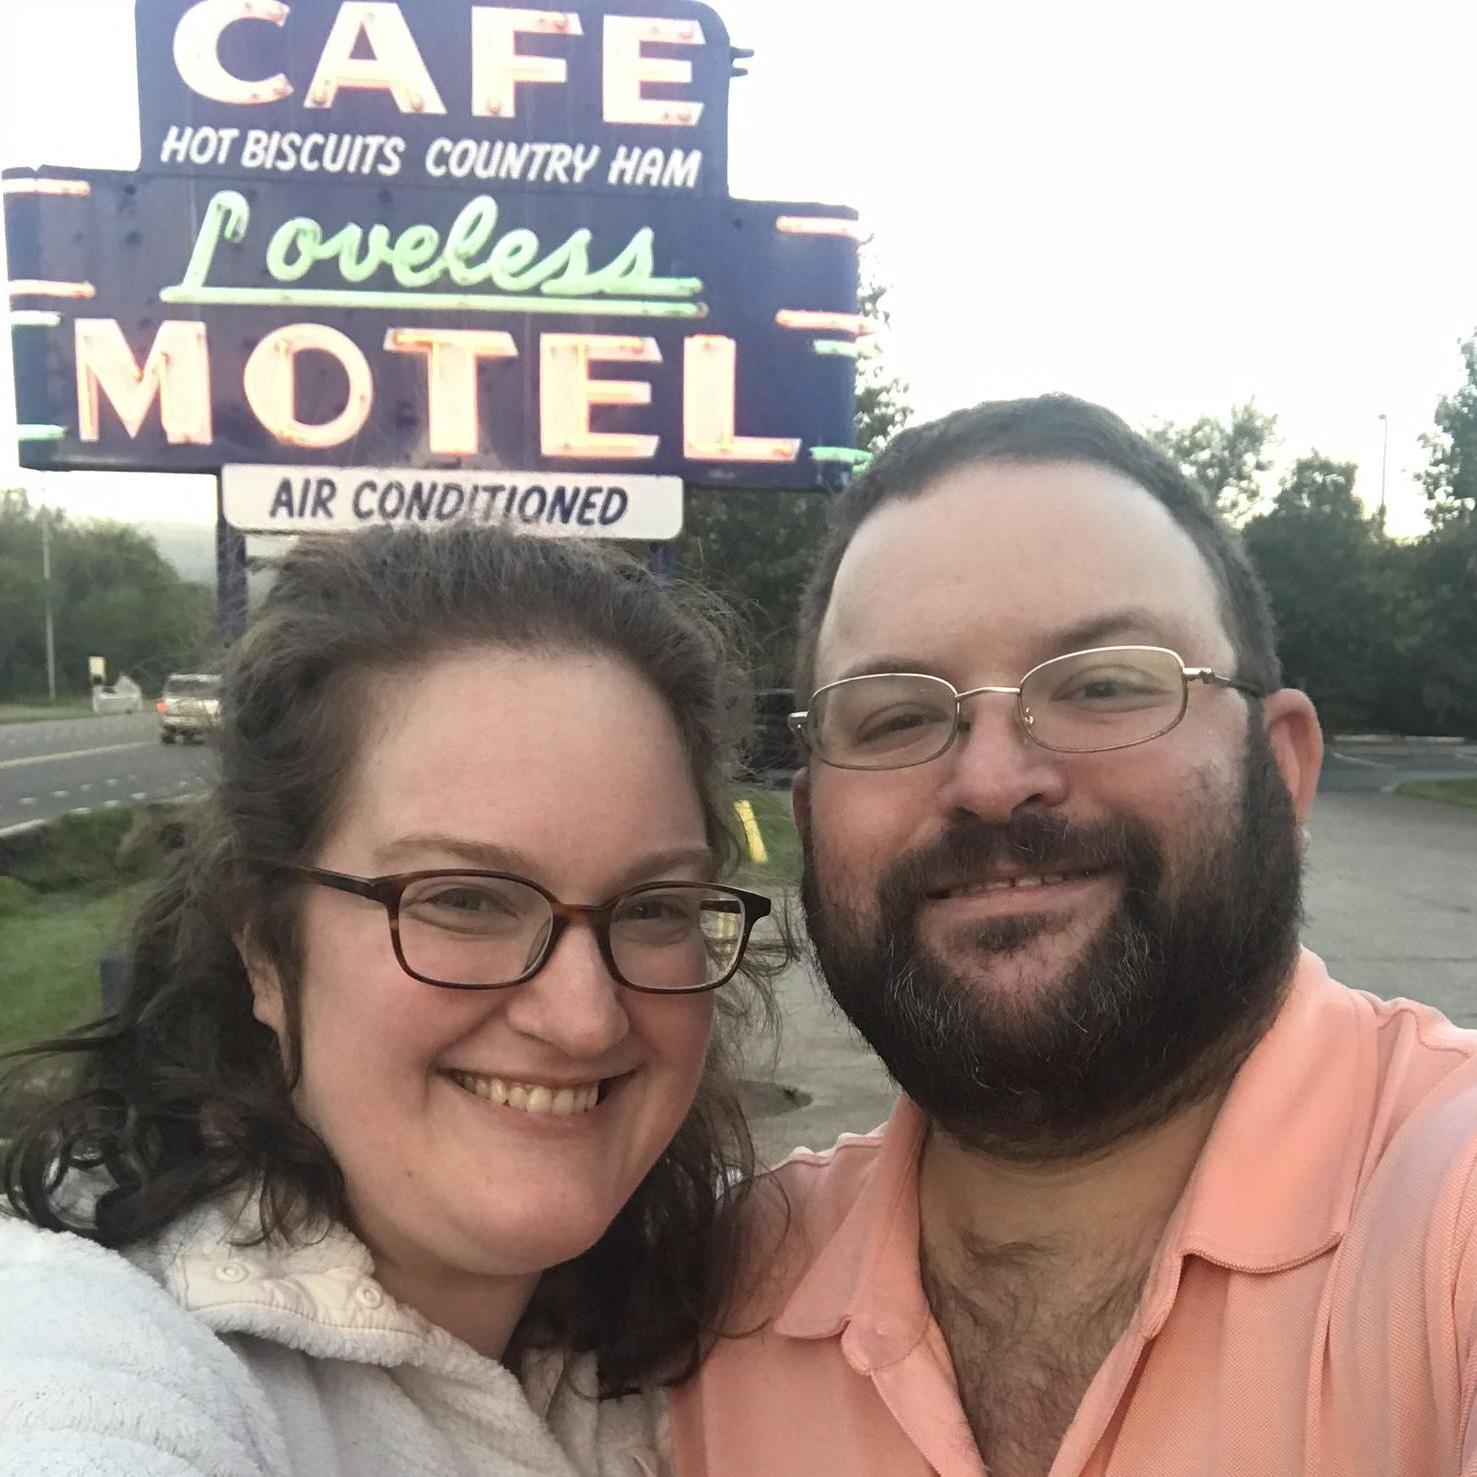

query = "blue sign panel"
(4, 0), (860, 491)
(139, 0), (735, 195)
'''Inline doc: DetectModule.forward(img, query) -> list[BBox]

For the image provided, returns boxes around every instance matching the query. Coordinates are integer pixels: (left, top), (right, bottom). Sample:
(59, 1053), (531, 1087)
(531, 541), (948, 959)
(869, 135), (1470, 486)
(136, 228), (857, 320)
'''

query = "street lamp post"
(40, 509), (57, 703)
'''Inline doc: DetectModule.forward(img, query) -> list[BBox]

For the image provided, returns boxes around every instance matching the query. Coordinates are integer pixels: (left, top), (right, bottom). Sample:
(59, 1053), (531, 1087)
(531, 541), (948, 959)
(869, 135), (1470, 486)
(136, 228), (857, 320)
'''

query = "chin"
(925, 916), (1098, 997)
(464, 1198), (622, 1276)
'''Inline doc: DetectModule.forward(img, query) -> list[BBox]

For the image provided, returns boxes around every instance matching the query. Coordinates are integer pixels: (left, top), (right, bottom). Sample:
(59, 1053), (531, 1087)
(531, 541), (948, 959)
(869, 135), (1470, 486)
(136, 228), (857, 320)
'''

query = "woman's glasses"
(281, 866), (771, 995)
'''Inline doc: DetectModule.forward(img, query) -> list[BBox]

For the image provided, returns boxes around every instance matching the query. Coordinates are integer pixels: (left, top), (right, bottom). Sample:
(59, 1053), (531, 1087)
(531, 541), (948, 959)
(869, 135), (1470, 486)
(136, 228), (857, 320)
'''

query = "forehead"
(329, 647), (706, 878)
(816, 459), (1233, 684)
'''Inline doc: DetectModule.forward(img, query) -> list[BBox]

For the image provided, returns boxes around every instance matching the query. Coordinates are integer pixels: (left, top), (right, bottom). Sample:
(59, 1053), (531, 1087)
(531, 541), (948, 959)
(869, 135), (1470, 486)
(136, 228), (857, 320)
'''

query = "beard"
(799, 723), (1304, 1162)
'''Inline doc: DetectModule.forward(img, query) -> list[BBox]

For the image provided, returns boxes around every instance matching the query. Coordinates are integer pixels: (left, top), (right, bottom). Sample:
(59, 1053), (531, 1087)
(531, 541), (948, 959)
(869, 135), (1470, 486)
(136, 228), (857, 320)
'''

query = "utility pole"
(1377, 413), (1389, 525)
(40, 509), (57, 702)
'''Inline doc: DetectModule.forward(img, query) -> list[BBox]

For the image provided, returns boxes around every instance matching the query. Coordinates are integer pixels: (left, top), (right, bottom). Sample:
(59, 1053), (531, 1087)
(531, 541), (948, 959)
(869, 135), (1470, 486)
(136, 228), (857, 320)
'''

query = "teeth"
(449, 1071), (602, 1117)
(948, 869), (1089, 898)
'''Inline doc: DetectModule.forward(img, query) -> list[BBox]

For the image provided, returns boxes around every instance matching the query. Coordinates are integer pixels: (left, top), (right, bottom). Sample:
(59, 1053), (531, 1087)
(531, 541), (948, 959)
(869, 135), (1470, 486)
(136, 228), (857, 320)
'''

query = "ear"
(789, 765), (812, 843)
(1260, 688), (1323, 823)
(237, 934), (287, 1038)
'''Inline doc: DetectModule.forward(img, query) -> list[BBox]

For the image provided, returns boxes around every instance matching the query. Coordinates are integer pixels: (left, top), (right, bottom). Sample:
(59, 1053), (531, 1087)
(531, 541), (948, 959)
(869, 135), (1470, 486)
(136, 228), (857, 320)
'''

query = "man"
(671, 396), (1477, 1477)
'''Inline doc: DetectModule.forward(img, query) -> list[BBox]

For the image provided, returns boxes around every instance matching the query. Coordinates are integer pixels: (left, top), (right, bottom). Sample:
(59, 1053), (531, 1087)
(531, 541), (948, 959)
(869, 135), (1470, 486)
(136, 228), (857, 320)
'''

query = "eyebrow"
(1050, 608), (1175, 653)
(371, 834), (715, 891)
(826, 608), (1176, 688)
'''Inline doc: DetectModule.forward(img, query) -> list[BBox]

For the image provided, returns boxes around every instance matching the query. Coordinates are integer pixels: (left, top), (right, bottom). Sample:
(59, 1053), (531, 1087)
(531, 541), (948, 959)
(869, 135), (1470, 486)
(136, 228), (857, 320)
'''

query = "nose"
(500, 919), (632, 1061)
(933, 692), (1071, 822)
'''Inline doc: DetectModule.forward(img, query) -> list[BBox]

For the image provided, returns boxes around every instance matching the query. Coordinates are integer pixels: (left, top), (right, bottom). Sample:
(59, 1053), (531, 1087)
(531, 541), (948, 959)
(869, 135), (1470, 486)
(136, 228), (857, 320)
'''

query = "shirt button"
(215, 1262), (248, 1283)
(356, 1283), (385, 1309)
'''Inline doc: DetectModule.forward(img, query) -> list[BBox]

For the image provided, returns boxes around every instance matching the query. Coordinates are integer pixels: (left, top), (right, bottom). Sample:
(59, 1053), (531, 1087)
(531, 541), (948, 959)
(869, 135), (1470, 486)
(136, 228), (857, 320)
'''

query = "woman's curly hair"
(1, 522), (779, 1396)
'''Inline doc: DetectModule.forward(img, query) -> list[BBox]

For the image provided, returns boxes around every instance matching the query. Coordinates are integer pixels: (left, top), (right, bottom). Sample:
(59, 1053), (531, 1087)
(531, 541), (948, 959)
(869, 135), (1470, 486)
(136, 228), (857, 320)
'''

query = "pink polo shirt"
(671, 951), (1477, 1476)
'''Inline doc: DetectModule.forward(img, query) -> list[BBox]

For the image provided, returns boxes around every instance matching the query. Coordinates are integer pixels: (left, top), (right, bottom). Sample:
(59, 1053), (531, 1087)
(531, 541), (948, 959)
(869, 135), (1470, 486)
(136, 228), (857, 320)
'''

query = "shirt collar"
(771, 1098), (933, 1370)
(1137, 948), (1369, 1330)
(771, 950), (1368, 1355)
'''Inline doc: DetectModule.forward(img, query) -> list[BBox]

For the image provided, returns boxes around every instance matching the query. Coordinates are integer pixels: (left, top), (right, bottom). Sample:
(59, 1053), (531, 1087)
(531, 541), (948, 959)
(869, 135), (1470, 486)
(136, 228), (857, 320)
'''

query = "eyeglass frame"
(278, 865), (772, 995)
(787, 644), (1266, 771)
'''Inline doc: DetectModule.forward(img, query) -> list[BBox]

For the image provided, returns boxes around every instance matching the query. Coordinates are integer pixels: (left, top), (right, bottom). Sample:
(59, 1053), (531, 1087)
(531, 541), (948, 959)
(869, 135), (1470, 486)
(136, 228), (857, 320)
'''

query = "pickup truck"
(157, 673), (222, 743)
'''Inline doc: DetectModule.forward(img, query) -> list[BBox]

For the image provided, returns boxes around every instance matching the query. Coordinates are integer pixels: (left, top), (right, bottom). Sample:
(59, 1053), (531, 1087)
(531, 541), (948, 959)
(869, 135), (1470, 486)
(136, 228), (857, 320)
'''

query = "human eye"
(1053, 664), (1172, 708)
(615, 888), (702, 940)
(402, 878), (528, 932)
(851, 700), (950, 750)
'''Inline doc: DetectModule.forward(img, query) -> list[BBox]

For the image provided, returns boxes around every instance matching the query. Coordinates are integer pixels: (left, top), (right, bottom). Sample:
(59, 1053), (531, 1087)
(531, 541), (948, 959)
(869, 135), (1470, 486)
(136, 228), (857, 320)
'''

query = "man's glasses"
(789, 645), (1264, 771)
(282, 867), (771, 994)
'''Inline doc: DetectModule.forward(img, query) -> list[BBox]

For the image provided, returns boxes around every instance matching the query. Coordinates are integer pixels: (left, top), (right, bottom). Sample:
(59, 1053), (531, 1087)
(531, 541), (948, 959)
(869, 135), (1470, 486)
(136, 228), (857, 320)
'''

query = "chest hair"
(920, 1239), (1147, 1477)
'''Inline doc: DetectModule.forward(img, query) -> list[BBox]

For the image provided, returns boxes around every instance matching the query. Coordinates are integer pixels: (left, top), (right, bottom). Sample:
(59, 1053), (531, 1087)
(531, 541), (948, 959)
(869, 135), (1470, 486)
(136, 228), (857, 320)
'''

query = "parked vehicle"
(157, 673), (222, 743)
(742, 688), (801, 779)
(92, 676), (143, 715)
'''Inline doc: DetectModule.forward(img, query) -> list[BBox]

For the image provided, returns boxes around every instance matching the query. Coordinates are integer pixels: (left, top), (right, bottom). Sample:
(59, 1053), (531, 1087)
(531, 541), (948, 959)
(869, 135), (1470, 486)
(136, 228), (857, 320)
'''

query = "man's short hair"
(794, 394), (1281, 699)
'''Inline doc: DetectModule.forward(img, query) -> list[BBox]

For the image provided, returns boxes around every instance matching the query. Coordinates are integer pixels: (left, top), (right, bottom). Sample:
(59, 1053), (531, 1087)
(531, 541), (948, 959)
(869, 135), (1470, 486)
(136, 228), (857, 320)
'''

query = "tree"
(677, 262), (912, 687)
(1241, 453), (1402, 730)
(1148, 402), (1278, 523)
(1421, 331), (1477, 524)
(0, 500), (216, 699)
(855, 274), (913, 455)
(1398, 334), (1477, 733)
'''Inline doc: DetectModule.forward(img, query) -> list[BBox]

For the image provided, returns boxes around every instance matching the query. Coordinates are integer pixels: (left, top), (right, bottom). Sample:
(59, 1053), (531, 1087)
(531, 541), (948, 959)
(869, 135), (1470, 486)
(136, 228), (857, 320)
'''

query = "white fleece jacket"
(0, 1201), (666, 1477)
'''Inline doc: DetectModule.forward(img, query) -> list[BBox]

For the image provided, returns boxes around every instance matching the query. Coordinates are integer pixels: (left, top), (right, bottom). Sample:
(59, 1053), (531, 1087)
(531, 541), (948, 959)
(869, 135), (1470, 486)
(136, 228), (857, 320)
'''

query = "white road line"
(19, 796), (35, 806)
(0, 740), (150, 771)
(1330, 751), (1394, 769)
(105, 777), (118, 786)
(79, 782), (93, 791)
(51, 789), (69, 798)
(0, 819), (46, 839)
(130, 791), (147, 800)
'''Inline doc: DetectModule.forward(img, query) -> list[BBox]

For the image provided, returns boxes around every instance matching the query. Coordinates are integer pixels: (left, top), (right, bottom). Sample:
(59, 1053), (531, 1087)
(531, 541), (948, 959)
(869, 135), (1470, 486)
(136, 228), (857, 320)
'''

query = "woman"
(0, 524), (776, 1477)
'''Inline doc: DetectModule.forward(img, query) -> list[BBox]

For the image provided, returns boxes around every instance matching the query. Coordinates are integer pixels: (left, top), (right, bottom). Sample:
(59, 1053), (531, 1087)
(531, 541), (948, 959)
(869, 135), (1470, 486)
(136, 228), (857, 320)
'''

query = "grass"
(1397, 777), (1477, 810)
(732, 784), (802, 888)
(0, 881), (147, 1054)
(0, 807), (176, 1056)
(0, 699), (96, 724)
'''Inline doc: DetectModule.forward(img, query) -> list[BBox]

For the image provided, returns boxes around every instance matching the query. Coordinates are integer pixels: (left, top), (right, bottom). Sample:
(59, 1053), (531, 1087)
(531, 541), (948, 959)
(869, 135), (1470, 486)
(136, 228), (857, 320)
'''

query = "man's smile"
(923, 867), (1113, 915)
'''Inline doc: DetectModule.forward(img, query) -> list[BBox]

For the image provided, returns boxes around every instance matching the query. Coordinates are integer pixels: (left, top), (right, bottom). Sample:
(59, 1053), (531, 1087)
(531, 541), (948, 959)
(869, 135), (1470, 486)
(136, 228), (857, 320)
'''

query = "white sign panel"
(222, 466), (684, 540)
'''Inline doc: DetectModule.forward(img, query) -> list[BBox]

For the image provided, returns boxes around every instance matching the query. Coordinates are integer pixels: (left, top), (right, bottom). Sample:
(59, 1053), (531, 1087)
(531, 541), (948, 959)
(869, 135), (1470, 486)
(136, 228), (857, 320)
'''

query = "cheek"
(292, 915), (493, 1111)
(632, 995), (715, 1097)
(808, 773), (926, 893)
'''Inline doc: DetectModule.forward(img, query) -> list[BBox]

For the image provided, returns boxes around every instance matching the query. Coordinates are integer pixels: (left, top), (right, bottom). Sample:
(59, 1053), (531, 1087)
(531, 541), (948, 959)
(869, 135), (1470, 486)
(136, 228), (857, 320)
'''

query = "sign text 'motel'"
(5, 0), (861, 517)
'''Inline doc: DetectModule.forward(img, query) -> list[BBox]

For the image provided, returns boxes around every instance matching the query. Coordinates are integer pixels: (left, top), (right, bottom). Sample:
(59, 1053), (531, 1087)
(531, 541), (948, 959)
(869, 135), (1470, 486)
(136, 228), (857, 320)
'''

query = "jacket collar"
(152, 1196), (517, 1380)
(770, 950), (1368, 1357)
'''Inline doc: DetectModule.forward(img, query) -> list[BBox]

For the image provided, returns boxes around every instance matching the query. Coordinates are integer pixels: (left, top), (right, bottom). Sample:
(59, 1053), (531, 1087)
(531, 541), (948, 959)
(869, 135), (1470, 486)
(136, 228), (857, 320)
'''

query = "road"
(748, 784), (1477, 1162)
(0, 712), (215, 835)
(1318, 739), (1477, 792)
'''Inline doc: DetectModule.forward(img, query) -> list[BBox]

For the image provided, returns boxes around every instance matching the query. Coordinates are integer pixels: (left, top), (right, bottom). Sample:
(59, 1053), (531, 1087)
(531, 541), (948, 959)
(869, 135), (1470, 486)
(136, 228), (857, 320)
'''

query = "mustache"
(876, 809), (1159, 911)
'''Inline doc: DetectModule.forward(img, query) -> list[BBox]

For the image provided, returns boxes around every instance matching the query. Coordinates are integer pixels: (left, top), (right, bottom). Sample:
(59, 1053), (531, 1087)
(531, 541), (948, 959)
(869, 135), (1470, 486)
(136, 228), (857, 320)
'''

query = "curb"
(1332, 735), (1471, 747)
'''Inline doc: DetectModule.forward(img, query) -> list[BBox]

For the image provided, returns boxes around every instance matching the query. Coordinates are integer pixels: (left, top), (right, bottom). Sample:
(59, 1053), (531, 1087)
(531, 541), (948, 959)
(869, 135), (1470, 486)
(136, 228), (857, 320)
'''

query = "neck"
(919, 1090), (1226, 1274)
(370, 1254), (540, 1362)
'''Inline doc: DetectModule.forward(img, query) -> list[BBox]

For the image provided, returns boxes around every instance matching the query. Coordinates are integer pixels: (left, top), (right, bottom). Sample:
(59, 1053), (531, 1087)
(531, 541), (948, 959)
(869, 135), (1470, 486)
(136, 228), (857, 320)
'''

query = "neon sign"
(3, 0), (860, 491)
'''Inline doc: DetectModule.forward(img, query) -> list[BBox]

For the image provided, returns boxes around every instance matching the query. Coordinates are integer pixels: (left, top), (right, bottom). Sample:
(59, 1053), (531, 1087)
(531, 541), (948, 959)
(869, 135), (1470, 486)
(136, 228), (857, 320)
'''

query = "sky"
(3, 0), (1475, 536)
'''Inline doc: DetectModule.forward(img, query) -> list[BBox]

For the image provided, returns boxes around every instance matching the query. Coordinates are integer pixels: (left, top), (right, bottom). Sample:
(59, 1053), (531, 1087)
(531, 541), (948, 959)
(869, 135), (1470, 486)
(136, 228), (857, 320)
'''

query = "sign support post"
(214, 478), (249, 648)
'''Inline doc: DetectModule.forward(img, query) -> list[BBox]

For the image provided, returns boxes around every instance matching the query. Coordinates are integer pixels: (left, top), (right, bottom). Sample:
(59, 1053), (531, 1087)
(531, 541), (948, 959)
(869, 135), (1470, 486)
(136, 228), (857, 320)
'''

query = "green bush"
(0, 875), (36, 918)
(3, 804), (181, 895)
